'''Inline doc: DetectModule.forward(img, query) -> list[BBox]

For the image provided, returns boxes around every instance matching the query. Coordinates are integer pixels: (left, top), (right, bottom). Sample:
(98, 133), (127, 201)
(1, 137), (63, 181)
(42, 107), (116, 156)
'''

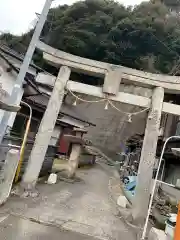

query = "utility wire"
(171, 60), (180, 76)
(149, 32), (180, 75)
(149, 32), (176, 55)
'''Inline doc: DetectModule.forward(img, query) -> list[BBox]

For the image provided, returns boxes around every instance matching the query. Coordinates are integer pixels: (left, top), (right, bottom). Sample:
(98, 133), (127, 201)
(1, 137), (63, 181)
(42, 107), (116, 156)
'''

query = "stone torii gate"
(22, 41), (180, 223)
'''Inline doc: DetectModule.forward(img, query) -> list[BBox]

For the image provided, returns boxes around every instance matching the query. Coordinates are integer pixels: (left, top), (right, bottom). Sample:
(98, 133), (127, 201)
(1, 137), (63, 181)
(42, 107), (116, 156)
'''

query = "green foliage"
(0, 31), (33, 54)
(2, 0), (180, 75)
(163, 0), (180, 8)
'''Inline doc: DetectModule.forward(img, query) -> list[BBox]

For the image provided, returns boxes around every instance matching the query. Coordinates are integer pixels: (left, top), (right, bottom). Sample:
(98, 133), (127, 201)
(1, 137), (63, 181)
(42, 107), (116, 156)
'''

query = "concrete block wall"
(66, 85), (152, 154)
(64, 84), (152, 154)
(65, 85), (151, 155)
(75, 100), (147, 153)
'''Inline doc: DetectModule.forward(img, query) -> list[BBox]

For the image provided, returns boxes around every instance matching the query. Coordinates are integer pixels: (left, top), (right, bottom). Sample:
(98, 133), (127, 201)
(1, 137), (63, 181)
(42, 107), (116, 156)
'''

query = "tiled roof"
(0, 44), (95, 126)
(0, 43), (42, 71)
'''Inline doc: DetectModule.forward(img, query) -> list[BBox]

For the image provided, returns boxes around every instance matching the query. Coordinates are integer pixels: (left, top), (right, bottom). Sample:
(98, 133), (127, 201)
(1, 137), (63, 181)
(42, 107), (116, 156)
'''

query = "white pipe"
(156, 180), (175, 188)
(141, 135), (180, 240)
(7, 144), (21, 149)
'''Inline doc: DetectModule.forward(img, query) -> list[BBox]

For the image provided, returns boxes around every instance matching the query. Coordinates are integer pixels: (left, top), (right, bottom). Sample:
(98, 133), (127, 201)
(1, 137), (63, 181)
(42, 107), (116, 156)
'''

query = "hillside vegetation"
(1, 0), (180, 75)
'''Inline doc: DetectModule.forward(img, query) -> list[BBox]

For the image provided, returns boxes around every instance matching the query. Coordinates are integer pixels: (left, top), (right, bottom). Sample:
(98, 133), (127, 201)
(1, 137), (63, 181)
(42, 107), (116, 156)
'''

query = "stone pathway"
(0, 214), (98, 240)
(0, 164), (136, 240)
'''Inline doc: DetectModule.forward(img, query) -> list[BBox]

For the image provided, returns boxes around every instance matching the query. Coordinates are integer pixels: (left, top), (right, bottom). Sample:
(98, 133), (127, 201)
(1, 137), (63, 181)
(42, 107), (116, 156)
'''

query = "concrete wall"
(65, 85), (152, 154)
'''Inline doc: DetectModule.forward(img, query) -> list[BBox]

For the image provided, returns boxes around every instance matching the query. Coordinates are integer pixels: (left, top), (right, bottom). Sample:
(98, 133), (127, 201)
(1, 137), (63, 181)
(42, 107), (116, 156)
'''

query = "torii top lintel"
(37, 41), (180, 95)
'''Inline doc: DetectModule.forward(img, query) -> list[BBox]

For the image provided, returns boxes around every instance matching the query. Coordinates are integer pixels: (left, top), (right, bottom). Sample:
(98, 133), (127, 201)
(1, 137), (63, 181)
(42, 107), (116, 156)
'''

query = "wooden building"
(0, 44), (94, 177)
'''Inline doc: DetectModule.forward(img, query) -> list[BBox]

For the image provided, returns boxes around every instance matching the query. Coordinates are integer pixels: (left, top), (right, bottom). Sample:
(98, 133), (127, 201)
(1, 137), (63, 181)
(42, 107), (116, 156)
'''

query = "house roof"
(0, 43), (42, 72)
(0, 44), (95, 126)
(0, 44), (41, 93)
(25, 94), (95, 126)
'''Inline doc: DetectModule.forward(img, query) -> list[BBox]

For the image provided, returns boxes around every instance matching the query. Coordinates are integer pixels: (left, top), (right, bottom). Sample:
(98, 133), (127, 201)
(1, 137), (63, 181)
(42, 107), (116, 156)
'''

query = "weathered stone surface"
(37, 41), (180, 93)
(133, 87), (164, 223)
(75, 99), (147, 153)
(65, 84), (151, 154)
(103, 69), (122, 95)
(67, 144), (82, 178)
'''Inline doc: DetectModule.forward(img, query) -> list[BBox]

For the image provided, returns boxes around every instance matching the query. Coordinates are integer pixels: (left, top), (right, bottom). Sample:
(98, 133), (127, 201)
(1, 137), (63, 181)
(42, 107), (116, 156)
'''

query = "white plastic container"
(165, 214), (177, 239)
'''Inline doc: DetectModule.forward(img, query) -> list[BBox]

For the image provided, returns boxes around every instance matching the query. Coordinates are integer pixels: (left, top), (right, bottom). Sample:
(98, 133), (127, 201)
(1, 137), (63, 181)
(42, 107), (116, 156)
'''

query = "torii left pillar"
(22, 66), (71, 189)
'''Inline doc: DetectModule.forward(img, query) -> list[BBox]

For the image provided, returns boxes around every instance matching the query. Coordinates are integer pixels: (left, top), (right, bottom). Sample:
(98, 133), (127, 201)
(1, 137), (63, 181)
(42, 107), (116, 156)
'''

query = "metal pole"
(15, 101), (32, 183)
(141, 136), (180, 240)
(0, 0), (53, 144)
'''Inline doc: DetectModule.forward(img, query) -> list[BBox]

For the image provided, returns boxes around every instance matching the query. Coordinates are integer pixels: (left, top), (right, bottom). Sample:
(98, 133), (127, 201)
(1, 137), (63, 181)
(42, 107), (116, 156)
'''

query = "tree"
(151, 0), (180, 9)
(1, 0), (180, 75)
(0, 31), (33, 54)
(163, 0), (180, 9)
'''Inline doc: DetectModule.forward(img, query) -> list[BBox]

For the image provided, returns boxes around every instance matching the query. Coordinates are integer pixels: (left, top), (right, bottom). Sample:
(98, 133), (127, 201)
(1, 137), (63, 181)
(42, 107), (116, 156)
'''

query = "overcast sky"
(0, 0), (147, 35)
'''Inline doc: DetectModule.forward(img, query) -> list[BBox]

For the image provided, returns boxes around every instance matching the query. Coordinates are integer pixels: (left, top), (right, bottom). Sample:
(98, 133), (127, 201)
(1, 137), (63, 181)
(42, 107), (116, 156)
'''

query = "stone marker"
(66, 128), (87, 178)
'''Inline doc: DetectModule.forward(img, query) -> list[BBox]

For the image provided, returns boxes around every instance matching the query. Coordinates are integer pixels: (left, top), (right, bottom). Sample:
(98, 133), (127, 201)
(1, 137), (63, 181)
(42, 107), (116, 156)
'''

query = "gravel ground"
(0, 163), (136, 240)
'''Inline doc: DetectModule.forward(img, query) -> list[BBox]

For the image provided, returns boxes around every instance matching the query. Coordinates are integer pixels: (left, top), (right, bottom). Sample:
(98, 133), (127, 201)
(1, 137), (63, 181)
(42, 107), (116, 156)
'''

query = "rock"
(21, 191), (29, 198)
(117, 196), (128, 208)
(47, 173), (57, 184)
(30, 191), (39, 198)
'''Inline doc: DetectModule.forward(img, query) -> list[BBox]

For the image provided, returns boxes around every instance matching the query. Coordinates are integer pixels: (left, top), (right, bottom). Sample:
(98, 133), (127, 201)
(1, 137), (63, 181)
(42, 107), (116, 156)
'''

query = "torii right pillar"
(132, 87), (164, 224)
